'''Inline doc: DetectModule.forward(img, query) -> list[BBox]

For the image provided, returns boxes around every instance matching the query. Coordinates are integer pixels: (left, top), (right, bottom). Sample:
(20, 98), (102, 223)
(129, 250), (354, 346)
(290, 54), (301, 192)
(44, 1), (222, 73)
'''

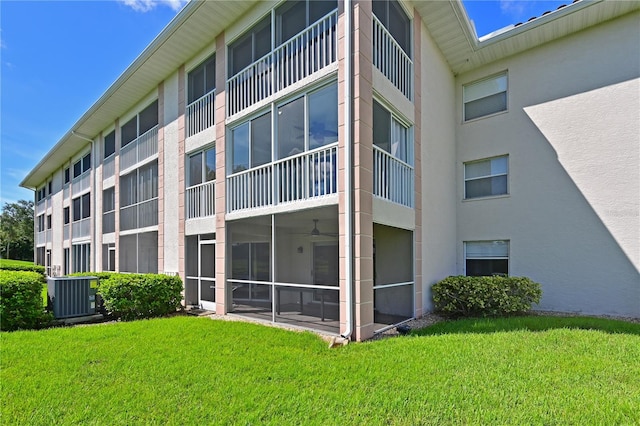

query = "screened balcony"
(228, 208), (340, 334)
(372, 8), (413, 100)
(72, 171), (91, 195)
(71, 217), (91, 239)
(226, 10), (337, 117)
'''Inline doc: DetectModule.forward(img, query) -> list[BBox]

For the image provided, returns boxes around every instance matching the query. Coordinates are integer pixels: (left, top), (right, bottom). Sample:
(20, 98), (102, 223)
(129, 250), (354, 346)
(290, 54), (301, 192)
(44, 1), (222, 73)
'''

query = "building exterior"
(21, 0), (639, 341)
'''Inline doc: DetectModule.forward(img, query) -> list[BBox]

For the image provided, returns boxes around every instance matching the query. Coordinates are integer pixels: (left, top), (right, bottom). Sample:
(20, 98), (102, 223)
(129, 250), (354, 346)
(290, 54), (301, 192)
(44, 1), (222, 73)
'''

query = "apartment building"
(21, 0), (640, 340)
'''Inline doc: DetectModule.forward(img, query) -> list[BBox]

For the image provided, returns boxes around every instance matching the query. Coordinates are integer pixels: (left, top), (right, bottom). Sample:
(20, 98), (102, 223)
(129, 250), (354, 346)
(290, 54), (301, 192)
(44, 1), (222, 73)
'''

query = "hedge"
(98, 274), (183, 321)
(0, 270), (50, 331)
(432, 275), (542, 318)
(0, 260), (46, 278)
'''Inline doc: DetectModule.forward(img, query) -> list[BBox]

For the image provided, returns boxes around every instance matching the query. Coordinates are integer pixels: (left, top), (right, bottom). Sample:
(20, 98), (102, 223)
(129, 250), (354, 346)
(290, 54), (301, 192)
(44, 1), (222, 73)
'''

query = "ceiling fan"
(308, 219), (338, 238)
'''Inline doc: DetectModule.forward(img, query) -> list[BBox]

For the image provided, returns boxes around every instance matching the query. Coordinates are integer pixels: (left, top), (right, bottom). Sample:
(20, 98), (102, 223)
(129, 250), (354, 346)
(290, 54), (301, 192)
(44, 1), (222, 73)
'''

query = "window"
(373, 100), (411, 163)
(188, 147), (216, 187)
(188, 54), (216, 104)
(37, 215), (45, 232)
(48, 180), (52, 195)
(463, 72), (508, 121)
(46, 215), (52, 230)
(72, 243), (90, 273)
(36, 187), (46, 202)
(103, 187), (116, 234)
(119, 161), (158, 231)
(104, 130), (116, 159)
(373, 0), (411, 55)
(464, 156), (508, 199)
(231, 112), (271, 173)
(275, 0), (336, 45)
(73, 153), (91, 179)
(465, 241), (509, 276)
(72, 193), (91, 221)
(64, 167), (70, 184)
(102, 243), (116, 272)
(64, 207), (70, 225)
(228, 15), (271, 77)
(121, 101), (158, 148)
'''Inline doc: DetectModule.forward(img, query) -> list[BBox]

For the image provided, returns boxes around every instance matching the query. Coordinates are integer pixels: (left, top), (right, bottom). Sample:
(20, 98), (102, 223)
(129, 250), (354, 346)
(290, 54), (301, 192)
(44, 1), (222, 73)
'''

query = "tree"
(0, 200), (34, 261)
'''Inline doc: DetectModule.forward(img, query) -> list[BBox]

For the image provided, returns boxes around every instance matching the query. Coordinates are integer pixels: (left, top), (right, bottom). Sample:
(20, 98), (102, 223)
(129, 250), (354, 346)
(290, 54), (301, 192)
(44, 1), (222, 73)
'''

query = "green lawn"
(2, 316), (639, 425)
(0, 259), (35, 268)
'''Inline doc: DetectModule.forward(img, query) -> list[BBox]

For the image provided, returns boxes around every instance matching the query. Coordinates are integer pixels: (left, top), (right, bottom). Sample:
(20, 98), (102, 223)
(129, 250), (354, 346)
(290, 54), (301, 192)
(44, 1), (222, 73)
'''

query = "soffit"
(22, 0), (256, 189)
(415, 0), (640, 76)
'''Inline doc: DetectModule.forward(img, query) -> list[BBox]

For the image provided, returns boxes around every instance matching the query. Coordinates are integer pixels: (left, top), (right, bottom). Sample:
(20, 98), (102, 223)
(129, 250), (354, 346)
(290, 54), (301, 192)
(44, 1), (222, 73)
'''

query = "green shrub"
(0, 270), (51, 331)
(99, 274), (183, 321)
(0, 260), (46, 278)
(432, 275), (542, 318)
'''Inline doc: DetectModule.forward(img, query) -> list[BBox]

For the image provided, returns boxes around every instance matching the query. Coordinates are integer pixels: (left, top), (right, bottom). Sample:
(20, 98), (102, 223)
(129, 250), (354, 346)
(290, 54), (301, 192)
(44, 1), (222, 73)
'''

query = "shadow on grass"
(411, 315), (640, 337)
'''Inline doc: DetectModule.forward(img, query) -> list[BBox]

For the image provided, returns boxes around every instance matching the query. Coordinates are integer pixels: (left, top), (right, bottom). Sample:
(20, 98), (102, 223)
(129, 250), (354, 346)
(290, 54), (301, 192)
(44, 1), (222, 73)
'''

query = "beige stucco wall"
(419, 20), (458, 312)
(162, 71), (181, 274)
(455, 12), (640, 316)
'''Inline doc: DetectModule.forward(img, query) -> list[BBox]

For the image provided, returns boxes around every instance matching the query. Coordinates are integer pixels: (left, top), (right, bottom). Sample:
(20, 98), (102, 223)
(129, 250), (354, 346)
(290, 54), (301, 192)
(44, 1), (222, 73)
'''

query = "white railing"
(36, 231), (46, 246)
(63, 186), (70, 199)
(275, 144), (337, 203)
(120, 126), (158, 171)
(71, 217), (91, 239)
(372, 15), (413, 100)
(63, 224), (70, 241)
(227, 165), (273, 212)
(227, 143), (337, 213)
(103, 211), (115, 234)
(186, 180), (216, 219)
(373, 146), (414, 208)
(103, 155), (115, 179)
(120, 198), (158, 231)
(227, 11), (337, 117)
(72, 171), (91, 194)
(36, 199), (47, 215)
(186, 90), (216, 138)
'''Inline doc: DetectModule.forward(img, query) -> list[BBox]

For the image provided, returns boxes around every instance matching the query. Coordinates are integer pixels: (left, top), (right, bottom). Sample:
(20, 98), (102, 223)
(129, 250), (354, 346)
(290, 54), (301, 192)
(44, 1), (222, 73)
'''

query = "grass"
(0, 259), (35, 268)
(2, 316), (639, 425)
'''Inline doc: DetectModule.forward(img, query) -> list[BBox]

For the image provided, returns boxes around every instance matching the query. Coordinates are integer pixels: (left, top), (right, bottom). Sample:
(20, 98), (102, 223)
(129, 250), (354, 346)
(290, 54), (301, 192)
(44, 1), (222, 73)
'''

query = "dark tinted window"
(121, 117), (138, 147)
(139, 100), (158, 135)
(104, 130), (116, 158)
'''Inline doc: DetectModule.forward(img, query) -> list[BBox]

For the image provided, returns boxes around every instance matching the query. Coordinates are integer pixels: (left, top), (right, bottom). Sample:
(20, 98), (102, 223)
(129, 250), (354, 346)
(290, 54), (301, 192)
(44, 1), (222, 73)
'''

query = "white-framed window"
(465, 240), (509, 276)
(188, 147), (216, 187)
(188, 54), (216, 105)
(104, 130), (116, 159)
(463, 72), (507, 121)
(73, 153), (91, 179)
(72, 243), (91, 273)
(121, 100), (158, 148)
(464, 155), (508, 199)
(373, 99), (413, 164)
(372, 0), (411, 56)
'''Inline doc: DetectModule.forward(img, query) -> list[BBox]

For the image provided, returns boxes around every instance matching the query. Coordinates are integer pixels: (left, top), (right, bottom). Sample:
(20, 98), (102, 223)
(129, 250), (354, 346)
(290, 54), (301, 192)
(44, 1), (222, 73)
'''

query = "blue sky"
(0, 0), (567, 207)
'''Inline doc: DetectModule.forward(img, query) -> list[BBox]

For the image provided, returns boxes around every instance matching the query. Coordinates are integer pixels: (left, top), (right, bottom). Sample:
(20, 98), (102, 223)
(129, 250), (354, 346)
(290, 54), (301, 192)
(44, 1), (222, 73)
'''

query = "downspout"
(340, 0), (354, 341)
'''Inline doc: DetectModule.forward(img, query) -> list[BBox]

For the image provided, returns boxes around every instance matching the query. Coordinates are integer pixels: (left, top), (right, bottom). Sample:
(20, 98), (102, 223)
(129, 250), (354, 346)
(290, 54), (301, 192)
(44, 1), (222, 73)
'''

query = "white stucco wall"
(455, 12), (640, 316)
(419, 20), (458, 312)
(163, 71), (181, 274)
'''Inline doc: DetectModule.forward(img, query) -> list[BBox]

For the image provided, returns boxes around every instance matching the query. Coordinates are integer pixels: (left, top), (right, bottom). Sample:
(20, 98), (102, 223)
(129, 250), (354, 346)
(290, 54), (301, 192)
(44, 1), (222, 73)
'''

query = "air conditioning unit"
(47, 276), (98, 319)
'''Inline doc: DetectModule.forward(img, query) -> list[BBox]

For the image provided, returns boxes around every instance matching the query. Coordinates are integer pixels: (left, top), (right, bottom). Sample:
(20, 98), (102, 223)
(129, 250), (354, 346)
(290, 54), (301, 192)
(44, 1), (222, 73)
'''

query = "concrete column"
(114, 118), (121, 272)
(214, 34), (228, 314)
(177, 66), (186, 281)
(157, 82), (165, 273)
(413, 9), (423, 317)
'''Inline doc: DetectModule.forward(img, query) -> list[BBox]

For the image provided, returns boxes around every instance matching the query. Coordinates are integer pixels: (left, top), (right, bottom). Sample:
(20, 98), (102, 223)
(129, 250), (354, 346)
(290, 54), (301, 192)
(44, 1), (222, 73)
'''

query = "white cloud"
(499, 0), (527, 19)
(119, 0), (188, 13)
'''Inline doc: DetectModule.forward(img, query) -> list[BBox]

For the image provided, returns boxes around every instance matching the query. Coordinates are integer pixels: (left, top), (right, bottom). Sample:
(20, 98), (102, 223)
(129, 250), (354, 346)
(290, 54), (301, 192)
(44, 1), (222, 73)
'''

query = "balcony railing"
(72, 171), (91, 195)
(227, 11), (337, 117)
(71, 218), (91, 239)
(103, 211), (115, 234)
(120, 126), (158, 171)
(227, 143), (337, 213)
(36, 231), (46, 246)
(63, 185), (70, 199)
(372, 15), (413, 100)
(63, 224), (70, 241)
(373, 146), (414, 208)
(35, 199), (48, 215)
(186, 90), (216, 138)
(120, 198), (158, 231)
(186, 180), (216, 219)
(103, 155), (115, 179)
